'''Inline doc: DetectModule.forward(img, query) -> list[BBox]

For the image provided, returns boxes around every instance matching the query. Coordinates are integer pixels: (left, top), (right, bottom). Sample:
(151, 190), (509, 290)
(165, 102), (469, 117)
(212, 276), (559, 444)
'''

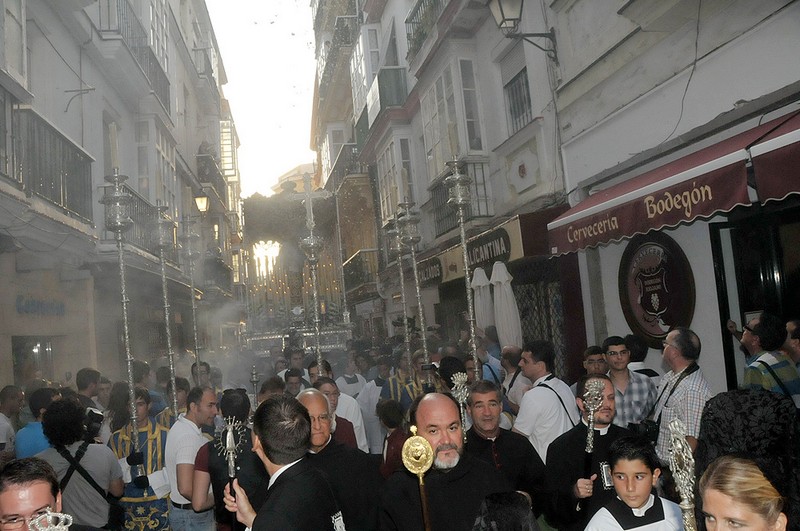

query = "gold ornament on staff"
(451, 372), (469, 444)
(668, 418), (698, 531)
(402, 425), (434, 531)
(583, 379), (605, 453)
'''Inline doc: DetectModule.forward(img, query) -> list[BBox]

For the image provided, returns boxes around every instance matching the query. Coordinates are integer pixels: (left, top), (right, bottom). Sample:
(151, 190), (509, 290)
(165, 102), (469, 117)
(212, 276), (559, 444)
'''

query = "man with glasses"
(603, 336), (656, 428)
(298, 389), (382, 531)
(569, 346), (607, 396)
(743, 312), (800, 408)
(0, 457), (99, 531)
(652, 327), (712, 462)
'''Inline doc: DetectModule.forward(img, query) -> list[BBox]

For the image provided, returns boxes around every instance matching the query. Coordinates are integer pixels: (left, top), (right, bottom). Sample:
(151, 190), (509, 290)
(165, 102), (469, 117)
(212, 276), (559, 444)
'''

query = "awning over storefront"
(547, 112), (800, 255)
(750, 111), (800, 204)
(422, 206), (568, 285)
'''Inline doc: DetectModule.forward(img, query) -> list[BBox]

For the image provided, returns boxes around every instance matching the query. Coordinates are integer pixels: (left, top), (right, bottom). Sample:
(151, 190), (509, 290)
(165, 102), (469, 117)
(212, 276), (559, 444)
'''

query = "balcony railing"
(101, 184), (179, 263)
(203, 255), (233, 295)
(366, 67), (408, 127)
(197, 153), (227, 209)
(17, 109), (93, 222)
(431, 160), (492, 237)
(98, 0), (170, 113)
(406, 0), (446, 61)
(328, 144), (369, 187)
(343, 249), (379, 293)
(317, 13), (359, 99)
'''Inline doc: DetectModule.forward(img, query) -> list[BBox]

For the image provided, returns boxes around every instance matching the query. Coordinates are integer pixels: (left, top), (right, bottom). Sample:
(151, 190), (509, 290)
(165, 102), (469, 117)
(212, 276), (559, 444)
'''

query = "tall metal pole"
(446, 160), (479, 374)
(100, 170), (139, 455)
(334, 181), (350, 324)
(157, 205), (179, 416)
(301, 234), (324, 369)
(397, 200), (430, 388)
(387, 225), (411, 367)
(180, 218), (202, 370)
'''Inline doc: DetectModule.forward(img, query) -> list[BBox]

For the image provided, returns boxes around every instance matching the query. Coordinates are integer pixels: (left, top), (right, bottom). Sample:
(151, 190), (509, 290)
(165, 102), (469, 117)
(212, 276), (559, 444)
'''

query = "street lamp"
(396, 199), (431, 389)
(99, 170), (139, 455)
(194, 191), (210, 213)
(386, 223), (411, 368)
(156, 205), (179, 416)
(445, 160), (480, 377)
(487, 0), (558, 63)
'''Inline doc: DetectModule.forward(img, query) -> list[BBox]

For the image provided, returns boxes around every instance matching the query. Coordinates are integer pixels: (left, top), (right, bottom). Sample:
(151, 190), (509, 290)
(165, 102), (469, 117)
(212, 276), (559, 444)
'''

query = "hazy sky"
(205, 1), (316, 198)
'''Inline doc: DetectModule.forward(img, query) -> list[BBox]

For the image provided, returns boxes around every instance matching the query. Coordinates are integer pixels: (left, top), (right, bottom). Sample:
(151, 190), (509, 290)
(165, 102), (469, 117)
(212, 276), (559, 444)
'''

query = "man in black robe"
(545, 374), (631, 530)
(465, 380), (547, 516)
(380, 393), (510, 530)
(223, 395), (344, 531)
(298, 389), (382, 531)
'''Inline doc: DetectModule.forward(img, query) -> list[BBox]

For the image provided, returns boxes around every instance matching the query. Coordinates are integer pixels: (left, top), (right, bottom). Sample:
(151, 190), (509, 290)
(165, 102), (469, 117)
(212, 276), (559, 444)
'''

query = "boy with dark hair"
(15, 387), (59, 458)
(584, 435), (682, 530)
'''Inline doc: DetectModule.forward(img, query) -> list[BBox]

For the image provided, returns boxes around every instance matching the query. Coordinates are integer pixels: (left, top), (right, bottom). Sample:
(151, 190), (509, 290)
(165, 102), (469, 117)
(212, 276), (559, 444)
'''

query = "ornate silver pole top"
(100, 169), (133, 237)
(668, 418), (698, 531)
(582, 378), (605, 453)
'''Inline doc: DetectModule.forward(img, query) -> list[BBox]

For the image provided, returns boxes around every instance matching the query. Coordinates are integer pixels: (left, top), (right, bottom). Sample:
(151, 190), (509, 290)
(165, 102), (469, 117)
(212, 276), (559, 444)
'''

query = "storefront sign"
(467, 228), (512, 271)
(418, 257), (442, 287)
(16, 295), (65, 317)
(618, 233), (695, 348)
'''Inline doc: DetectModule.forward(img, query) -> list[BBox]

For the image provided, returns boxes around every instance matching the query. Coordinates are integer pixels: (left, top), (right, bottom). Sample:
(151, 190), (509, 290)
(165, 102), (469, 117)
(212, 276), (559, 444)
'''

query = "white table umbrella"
(491, 261), (523, 349)
(471, 266), (494, 330)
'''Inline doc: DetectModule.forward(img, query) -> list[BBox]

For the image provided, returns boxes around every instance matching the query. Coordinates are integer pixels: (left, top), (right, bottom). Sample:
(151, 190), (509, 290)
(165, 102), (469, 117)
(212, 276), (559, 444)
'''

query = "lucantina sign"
(467, 229), (511, 271)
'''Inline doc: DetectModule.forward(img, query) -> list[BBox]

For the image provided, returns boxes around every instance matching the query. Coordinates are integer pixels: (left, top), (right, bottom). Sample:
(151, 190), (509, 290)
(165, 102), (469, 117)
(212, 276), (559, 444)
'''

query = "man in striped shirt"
(743, 312), (800, 408)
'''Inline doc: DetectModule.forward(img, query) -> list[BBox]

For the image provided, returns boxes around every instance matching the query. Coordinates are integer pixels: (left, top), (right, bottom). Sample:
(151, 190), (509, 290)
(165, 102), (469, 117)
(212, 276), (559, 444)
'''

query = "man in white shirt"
(513, 340), (579, 460)
(164, 386), (218, 530)
(309, 359), (368, 452)
(500, 346), (532, 415)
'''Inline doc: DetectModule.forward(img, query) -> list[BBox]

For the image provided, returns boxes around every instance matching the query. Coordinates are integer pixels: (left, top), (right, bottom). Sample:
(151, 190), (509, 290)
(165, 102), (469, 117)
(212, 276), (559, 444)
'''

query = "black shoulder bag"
(56, 442), (125, 530)
(628, 363), (699, 443)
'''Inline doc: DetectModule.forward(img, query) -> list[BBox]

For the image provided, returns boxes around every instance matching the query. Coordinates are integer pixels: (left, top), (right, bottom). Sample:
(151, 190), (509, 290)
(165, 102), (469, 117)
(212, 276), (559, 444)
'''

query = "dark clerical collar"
(605, 494), (664, 529)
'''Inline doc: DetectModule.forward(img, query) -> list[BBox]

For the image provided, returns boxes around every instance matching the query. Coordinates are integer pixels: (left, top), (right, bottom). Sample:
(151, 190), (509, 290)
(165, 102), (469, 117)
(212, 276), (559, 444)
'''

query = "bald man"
(379, 393), (510, 530)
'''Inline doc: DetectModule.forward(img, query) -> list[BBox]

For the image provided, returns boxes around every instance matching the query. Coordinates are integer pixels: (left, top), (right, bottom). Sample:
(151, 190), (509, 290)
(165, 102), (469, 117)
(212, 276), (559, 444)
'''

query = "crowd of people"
(0, 314), (797, 530)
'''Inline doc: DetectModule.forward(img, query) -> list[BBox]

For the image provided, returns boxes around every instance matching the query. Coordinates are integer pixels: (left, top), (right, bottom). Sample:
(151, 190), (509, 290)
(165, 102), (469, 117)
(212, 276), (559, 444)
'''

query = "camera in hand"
(85, 407), (104, 442)
(627, 419), (659, 443)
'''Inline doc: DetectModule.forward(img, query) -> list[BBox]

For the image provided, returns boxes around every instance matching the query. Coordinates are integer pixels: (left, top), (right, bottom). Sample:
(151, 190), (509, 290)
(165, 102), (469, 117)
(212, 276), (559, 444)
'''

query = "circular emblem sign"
(618, 233), (695, 349)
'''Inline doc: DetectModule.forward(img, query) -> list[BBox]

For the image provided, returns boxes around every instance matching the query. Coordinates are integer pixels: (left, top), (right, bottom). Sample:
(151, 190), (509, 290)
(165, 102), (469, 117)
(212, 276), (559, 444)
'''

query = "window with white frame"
(4, 0), (24, 78)
(421, 59), (485, 181)
(149, 0), (169, 72)
(350, 25), (381, 113)
(377, 139), (398, 224)
(459, 59), (483, 151)
(421, 65), (455, 180)
(155, 125), (177, 216)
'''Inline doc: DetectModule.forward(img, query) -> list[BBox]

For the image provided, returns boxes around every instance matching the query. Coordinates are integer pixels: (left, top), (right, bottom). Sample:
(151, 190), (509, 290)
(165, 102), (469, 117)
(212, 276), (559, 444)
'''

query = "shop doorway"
(12, 336), (55, 386)
(710, 201), (800, 389)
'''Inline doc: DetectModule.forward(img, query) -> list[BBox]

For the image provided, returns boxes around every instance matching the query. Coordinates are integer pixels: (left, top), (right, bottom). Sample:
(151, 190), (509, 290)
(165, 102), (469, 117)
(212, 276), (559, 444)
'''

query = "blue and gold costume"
(154, 406), (184, 430)
(109, 419), (170, 531)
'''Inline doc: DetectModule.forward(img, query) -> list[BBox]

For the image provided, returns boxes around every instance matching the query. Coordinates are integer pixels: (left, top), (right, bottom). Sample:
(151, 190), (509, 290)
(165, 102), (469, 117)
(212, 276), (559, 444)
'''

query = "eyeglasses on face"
(605, 349), (630, 357)
(0, 506), (52, 529)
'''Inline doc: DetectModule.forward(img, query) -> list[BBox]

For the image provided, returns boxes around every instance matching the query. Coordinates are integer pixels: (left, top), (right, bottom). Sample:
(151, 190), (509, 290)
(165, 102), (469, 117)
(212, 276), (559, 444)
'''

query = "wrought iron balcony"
(196, 153), (227, 210)
(17, 109), (93, 222)
(343, 248), (379, 294)
(317, 14), (359, 101)
(101, 183), (179, 264)
(203, 254), (233, 296)
(98, 0), (170, 113)
(405, 0), (446, 61)
(328, 144), (369, 187)
(430, 160), (492, 237)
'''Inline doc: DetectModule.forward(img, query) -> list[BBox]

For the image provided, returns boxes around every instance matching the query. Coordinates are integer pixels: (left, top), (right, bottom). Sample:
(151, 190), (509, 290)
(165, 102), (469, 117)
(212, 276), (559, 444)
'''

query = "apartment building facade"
(0, 0), (242, 385)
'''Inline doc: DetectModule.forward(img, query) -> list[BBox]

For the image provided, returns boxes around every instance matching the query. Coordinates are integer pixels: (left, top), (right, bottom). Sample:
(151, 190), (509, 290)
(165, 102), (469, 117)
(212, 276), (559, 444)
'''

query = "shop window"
(12, 336), (55, 386)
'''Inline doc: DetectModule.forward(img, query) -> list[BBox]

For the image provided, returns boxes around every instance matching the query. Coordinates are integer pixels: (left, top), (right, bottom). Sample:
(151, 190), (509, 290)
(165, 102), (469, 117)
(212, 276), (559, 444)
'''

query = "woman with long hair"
(700, 455), (788, 531)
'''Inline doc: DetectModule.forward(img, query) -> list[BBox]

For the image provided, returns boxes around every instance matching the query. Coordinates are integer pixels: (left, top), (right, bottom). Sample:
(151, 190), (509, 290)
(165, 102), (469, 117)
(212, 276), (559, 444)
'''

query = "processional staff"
(668, 418), (698, 531)
(402, 425), (435, 531)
